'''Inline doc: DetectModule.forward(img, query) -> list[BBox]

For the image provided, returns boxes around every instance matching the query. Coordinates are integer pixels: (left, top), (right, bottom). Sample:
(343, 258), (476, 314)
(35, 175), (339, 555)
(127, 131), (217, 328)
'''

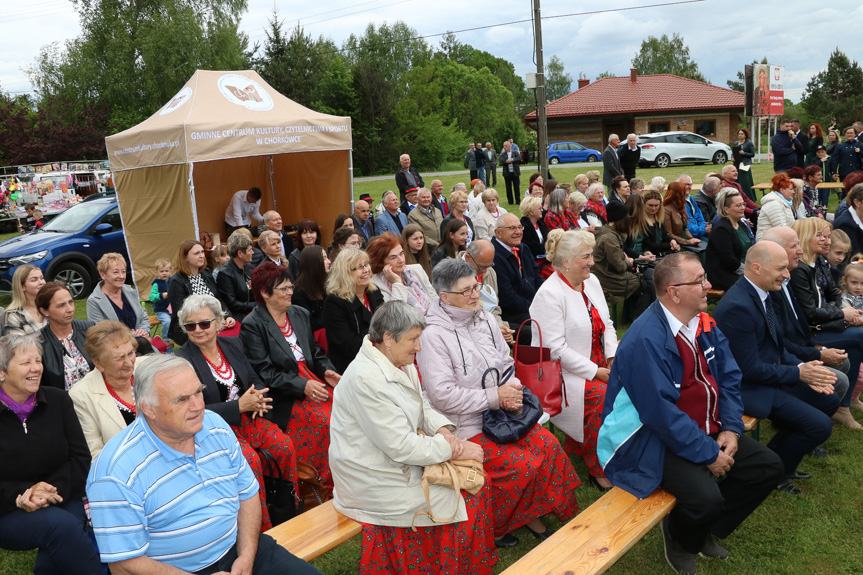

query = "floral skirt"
(359, 488), (497, 575)
(233, 414), (298, 531)
(287, 361), (334, 491)
(470, 424), (580, 536)
(562, 378), (608, 478)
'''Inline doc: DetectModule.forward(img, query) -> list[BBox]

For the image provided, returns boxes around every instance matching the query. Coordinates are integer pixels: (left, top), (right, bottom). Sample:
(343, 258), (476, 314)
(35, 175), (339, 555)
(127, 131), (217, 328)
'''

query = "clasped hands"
(16, 481), (61, 512)
(706, 431), (739, 478)
(304, 370), (342, 403)
(497, 382), (523, 411)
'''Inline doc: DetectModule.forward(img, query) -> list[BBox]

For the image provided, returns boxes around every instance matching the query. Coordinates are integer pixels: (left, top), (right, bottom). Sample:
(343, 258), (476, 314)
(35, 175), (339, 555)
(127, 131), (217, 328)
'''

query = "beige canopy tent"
(105, 70), (353, 298)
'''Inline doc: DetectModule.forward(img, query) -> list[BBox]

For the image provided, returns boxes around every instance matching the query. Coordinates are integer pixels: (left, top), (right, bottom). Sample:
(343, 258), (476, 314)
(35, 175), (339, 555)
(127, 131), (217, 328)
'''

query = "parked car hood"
(0, 230), (73, 257)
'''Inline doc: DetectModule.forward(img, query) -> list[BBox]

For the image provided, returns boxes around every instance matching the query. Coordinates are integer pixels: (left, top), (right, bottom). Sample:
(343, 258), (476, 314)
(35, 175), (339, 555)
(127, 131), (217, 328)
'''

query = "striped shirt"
(86, 411), (258, 571)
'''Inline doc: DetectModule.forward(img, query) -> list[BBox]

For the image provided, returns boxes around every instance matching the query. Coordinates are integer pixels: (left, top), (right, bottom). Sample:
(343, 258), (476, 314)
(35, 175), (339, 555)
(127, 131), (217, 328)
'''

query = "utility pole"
(533, 0), (549, 180)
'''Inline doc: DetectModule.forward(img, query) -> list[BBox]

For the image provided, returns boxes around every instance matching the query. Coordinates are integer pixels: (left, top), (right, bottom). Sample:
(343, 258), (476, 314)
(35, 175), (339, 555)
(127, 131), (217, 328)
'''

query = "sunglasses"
(183, 319), (215, 332)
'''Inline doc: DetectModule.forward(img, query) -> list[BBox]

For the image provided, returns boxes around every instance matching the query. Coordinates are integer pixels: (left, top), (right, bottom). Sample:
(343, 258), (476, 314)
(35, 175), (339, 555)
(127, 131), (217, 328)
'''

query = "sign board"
(745, 64), (785, 117)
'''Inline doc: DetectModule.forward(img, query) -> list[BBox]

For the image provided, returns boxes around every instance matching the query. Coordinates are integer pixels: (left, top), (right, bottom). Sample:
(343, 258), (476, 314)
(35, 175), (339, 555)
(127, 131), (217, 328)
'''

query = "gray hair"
(431, 258), (476, 294)
(545, 229), (595, 267)
(608, 133), (619, 143)
(569, 191), (588, 209)
(465, 239), (493, 261)
(547, 188), (568, 213)
(368, 300), (426, 344)
(481, 187), (498, 201)
(382, 190), (397, 202)
(626, 133), (637, 140)
(227, 231), (253, 257)
(676, 174), (692, 183)
(586, 182), (605, 200)
(715, 187), (741, 219)
(0, 333), (42, 372)
(178, 294), (224, 328)
(702, 176), (721, 195)
(133, 354), (195, 410)
(262, 210), (279, 223)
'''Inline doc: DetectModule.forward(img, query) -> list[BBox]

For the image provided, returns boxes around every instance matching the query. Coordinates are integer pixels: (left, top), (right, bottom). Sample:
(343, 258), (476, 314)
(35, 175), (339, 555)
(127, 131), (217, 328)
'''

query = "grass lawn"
(1, 161), (856, 573)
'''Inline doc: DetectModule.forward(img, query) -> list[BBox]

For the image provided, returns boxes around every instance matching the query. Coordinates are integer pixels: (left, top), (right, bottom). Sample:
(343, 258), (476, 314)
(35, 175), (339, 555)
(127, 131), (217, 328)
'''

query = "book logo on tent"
(160, 87), (193, 116)
(218, 74), (273, 111)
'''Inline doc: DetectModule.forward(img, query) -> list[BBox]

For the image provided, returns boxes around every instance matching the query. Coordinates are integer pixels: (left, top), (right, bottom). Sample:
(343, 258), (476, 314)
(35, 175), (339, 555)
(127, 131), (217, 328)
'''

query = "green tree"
(802, 49), (863, 128)
(727, 57), (768, 92)
(29, 0), (249, 131)
(631, 33), (706, 82)
(596, 71), (616, 79)
(545, 55), (572, 102)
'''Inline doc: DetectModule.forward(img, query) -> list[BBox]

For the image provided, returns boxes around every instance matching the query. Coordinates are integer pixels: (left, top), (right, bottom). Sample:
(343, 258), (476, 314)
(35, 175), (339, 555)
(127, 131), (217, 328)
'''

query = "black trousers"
(766, 382), (838, 475)
(488, 165), (498, 186)
(661, 434), (784, 554)
(194, 533), (322, 575)
(503, 173), (521, 205)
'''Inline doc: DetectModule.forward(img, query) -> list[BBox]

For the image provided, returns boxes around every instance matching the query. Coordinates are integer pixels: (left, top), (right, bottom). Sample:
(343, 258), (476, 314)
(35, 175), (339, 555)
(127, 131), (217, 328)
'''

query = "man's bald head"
(353, 200), (370, 222)
(702, 176), (721, 196)
(762, 227), (803, 270)
(744, 241), (790, 291)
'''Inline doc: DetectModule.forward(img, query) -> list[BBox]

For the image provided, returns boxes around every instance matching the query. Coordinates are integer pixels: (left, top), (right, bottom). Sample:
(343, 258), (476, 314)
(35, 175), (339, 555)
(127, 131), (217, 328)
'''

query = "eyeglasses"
(183, 319), (215, 332)
(499, 225), (524, 231)
(351, 261), (372, 272)
(671, 276), (707, 288)
(273, 285), (294, 293)
(466, 253), (494, 272)
(444, 283), (482, 297)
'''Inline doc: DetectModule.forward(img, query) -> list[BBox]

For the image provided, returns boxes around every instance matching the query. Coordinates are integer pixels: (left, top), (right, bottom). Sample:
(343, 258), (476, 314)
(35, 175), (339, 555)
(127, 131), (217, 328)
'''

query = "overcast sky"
(3, 0), (863, 106)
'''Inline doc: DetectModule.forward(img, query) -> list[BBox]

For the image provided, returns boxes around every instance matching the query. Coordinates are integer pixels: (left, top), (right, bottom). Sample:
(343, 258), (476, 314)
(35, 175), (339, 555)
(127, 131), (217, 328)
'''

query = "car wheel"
(549, 157), (560, 165)
(655, 154), (671, 168)
(587, 154), (598, 162)
(713, 151), (728, 165)
(52, 263), (92, 299)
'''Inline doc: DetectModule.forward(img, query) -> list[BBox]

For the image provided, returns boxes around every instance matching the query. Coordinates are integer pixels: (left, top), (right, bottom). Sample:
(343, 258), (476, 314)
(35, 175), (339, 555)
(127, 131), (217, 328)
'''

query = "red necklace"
(279, 314), (294, 338)
(203, 345), (234, 380)
(103, 374), (135, 414)
(557, 272), (583, 293)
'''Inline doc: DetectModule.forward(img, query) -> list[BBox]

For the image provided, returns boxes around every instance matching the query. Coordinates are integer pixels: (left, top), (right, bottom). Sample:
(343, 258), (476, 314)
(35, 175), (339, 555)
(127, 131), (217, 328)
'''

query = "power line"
(247, 0), (412, 40)
(245, 0), (409, 38)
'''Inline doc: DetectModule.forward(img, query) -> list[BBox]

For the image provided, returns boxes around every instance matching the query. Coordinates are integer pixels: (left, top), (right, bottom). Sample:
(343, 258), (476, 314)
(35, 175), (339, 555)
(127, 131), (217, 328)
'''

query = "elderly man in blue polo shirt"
(87, 355), (320, 575)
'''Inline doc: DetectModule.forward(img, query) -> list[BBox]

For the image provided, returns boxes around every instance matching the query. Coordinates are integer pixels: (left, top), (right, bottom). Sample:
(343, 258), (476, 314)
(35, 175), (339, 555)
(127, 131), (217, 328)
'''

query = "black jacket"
(520, 216), (549, 259)
(216, 260), (255, 321)
(641, 221), (676, 256)
(617, 144), (641, 179)
(439, 214), (475, 240)
(833, 208), (863, 256)
(704, 218), (745, 291)
(40, 320), (95, 390)
(291, 287), (326, 332)
(770, 287), (820, 363)
(0, 387), (90, 515)
(789, 255), (845, 329)
(168, 270), (219, 344)
(321, 290), (384, 373)
(492, 238), (542, 321)
(176, 336), (264, 427)
(240, 305), (334, 428)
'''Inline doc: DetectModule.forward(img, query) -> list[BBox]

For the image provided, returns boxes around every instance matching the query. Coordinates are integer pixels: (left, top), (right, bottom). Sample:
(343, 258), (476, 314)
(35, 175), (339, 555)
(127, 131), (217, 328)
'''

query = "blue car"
(548, 141), (601, 165)
(0, 198), (128, 299)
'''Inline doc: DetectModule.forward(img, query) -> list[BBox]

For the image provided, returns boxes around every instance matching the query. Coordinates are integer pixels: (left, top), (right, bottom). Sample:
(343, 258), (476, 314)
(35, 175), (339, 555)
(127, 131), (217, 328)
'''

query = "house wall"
(633, 111), (741, 143)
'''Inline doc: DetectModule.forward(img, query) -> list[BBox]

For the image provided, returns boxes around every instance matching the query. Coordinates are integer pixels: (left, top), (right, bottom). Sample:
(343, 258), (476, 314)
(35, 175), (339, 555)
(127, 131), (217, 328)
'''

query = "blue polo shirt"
(86, 411), (258, 571)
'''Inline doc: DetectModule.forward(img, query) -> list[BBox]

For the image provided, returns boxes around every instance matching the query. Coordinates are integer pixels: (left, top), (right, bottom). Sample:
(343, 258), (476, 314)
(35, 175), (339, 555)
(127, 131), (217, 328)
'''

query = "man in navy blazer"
(492, 213), (543, 328)
(713, 242), (840, 495)
(374, 190), (408, 236)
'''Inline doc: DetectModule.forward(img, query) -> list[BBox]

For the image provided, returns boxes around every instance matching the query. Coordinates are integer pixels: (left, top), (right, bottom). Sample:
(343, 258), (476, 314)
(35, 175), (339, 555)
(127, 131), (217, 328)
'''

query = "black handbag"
(480, 366), (543, 444)
(257, 448), (298, 525)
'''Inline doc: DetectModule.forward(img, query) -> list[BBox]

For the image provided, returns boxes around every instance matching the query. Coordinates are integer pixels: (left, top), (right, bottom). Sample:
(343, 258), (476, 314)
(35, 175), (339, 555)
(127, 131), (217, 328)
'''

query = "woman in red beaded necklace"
(176, 294), (300, 530)
(69, 321), (140, 459)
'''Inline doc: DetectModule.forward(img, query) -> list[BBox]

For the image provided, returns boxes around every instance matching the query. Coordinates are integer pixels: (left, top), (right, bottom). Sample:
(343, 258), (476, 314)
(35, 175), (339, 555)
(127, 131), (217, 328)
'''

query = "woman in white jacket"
(530, 229), (618, 490)
(472, 188), (509, 241)
(329, 301), (496, 574)
(756, 173), (797, 242)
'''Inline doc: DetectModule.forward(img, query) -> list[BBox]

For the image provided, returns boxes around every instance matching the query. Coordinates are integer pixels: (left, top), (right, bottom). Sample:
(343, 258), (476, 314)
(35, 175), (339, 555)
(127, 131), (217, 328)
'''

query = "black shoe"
(808, 446), (834, 458)
(660, 517), (697, 575)
(699, 535), (729, 559)
(775, 480), (801, 495)
(494, 533), (519, 548)
(787, 470), (811, 480)
(589, 475), (613, 492)
(526, 525), (555, 542)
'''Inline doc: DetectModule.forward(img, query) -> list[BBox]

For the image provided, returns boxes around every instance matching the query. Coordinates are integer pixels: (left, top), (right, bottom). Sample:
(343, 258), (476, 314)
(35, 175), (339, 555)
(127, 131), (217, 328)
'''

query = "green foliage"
(631, 33), (706, 83)
(545, 55), (572, 102)
(802, 49), (863, 128)
(596, 71), (616, 79)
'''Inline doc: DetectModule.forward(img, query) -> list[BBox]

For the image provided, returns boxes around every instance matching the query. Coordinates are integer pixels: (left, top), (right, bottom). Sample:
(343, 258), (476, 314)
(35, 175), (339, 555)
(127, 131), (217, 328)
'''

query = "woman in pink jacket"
(417, 259), (580, 549)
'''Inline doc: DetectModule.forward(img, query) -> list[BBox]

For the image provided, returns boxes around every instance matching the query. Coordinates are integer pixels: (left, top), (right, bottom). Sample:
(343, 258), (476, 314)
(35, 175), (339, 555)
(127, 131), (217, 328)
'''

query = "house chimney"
(630, 67), (637, 82)
(578, 73), (590, 89)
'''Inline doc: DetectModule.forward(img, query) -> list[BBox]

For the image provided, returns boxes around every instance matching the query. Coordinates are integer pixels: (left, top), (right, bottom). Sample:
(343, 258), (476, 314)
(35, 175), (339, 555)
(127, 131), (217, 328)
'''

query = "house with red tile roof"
(525, 68), (745, 154)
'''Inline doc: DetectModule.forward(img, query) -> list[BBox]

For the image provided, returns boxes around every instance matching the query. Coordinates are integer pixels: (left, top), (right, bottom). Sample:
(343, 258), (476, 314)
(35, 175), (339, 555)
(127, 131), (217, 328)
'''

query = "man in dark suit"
(617, 133), (641, 181)
(791, 120), (808, 169)
(602, 134), (623, 186)
(395, 154), (424, 201)
(253, 210), (296, 266)
(771, 119), (805, 173)
(833, 185), (863, 254)
(713, 242), (840, 495)
(499, 140), (521, 205)
(351, 200), (374, 243)
(492, 213), (542, 328)
(485, 142), (498, 187)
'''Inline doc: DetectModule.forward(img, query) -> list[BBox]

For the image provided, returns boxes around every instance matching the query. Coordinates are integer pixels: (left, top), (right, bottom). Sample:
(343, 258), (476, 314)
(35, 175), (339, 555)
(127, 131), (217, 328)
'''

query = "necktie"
(765, 296), (778, 343)
(511, 247), (523, 276)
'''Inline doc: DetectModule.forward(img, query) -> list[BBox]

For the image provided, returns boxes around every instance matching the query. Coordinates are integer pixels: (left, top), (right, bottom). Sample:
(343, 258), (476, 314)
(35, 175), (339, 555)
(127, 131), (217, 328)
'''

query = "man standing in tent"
(225, 187), (264, 235)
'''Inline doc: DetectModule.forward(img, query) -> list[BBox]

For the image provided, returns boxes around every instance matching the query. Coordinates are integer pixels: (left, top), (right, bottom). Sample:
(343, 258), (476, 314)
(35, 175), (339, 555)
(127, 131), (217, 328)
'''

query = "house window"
(695, 120), (716, 136)
(649, 122), (670, 132)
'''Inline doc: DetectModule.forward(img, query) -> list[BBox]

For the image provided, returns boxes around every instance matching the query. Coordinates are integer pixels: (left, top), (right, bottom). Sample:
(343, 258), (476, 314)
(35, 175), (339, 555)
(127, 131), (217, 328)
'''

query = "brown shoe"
(831, 407), (863, 430)
(850, 398), (863, 411)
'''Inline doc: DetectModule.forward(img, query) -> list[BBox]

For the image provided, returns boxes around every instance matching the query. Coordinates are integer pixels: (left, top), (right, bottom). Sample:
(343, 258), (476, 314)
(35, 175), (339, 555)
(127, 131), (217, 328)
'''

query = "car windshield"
(41, 202), (109, 233)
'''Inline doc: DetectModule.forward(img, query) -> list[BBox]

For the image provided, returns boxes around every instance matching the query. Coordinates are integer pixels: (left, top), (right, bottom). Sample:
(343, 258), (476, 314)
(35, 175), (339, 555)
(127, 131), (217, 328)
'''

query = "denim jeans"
(155, 311), (171, 341)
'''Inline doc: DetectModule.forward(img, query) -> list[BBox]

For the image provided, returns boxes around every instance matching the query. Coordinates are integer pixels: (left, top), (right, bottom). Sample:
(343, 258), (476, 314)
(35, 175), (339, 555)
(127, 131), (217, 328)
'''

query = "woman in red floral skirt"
(331, 300), (497, 574)
(418, 259), (580, 548)
(240, 262), (341, 491)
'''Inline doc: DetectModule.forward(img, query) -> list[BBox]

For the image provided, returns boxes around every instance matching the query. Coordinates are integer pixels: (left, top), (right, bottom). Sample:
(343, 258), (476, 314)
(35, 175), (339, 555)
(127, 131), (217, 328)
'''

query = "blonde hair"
(481, 188), (499, 201)
(520, 195), (542, 217)
(97, 252), (127, 275)
(585, 170), (600, 184)
(792, 217), (831, 265)
(791, 178), (804, 211)
(85, 320), (138, 367)
(325, 248), (377, 301)
(573, 174), (589, 188)
(842, 259), (863, 289)
(5, 264), (41, 316)
(831, 228), (851, 248)
(650, 176), (666, 194)
(154, 258), (171, 270)
(449, 190), (468, 204)
(569, 191), (588, 210)
(545, 229), (595, 268)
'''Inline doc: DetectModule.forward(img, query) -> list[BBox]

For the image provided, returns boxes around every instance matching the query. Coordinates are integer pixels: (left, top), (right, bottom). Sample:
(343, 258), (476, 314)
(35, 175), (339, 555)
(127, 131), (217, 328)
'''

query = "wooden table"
(751, 183), (772, 199)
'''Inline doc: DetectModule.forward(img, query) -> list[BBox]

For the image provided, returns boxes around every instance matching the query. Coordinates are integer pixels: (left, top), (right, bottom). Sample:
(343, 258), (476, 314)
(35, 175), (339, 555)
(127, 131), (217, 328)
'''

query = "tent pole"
(349, 150), (355, 205)
(189, 162), (200, 239)
(268, 155), (277, 211)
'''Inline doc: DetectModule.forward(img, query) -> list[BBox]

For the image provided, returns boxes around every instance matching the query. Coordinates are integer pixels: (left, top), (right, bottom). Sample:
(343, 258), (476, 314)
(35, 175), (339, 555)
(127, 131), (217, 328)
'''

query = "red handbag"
(514, 319), (567, 417)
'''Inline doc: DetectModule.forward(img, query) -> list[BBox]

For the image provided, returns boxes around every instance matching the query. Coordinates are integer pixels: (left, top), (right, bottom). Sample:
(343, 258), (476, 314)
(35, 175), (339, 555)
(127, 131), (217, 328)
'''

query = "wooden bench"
(742, 414), (760, 441)
(751, 182), (772, 199)
(502, 487), (676, 575)
(265, 500), (361, 562)
(706, 289), (725, 302)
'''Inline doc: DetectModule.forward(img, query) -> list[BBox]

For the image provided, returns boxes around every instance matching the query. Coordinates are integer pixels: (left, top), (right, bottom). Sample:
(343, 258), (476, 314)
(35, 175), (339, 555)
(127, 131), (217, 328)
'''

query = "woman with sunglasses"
(322, 248), (384, 373)
(367, 233), (437, 314)
(176, 294), (297, 530)
(241, 262), (340, 490)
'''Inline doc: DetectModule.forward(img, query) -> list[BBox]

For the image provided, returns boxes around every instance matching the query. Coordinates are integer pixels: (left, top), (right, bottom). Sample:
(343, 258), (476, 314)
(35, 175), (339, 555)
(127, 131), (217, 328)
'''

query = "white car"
(637, 132), (731, 169)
